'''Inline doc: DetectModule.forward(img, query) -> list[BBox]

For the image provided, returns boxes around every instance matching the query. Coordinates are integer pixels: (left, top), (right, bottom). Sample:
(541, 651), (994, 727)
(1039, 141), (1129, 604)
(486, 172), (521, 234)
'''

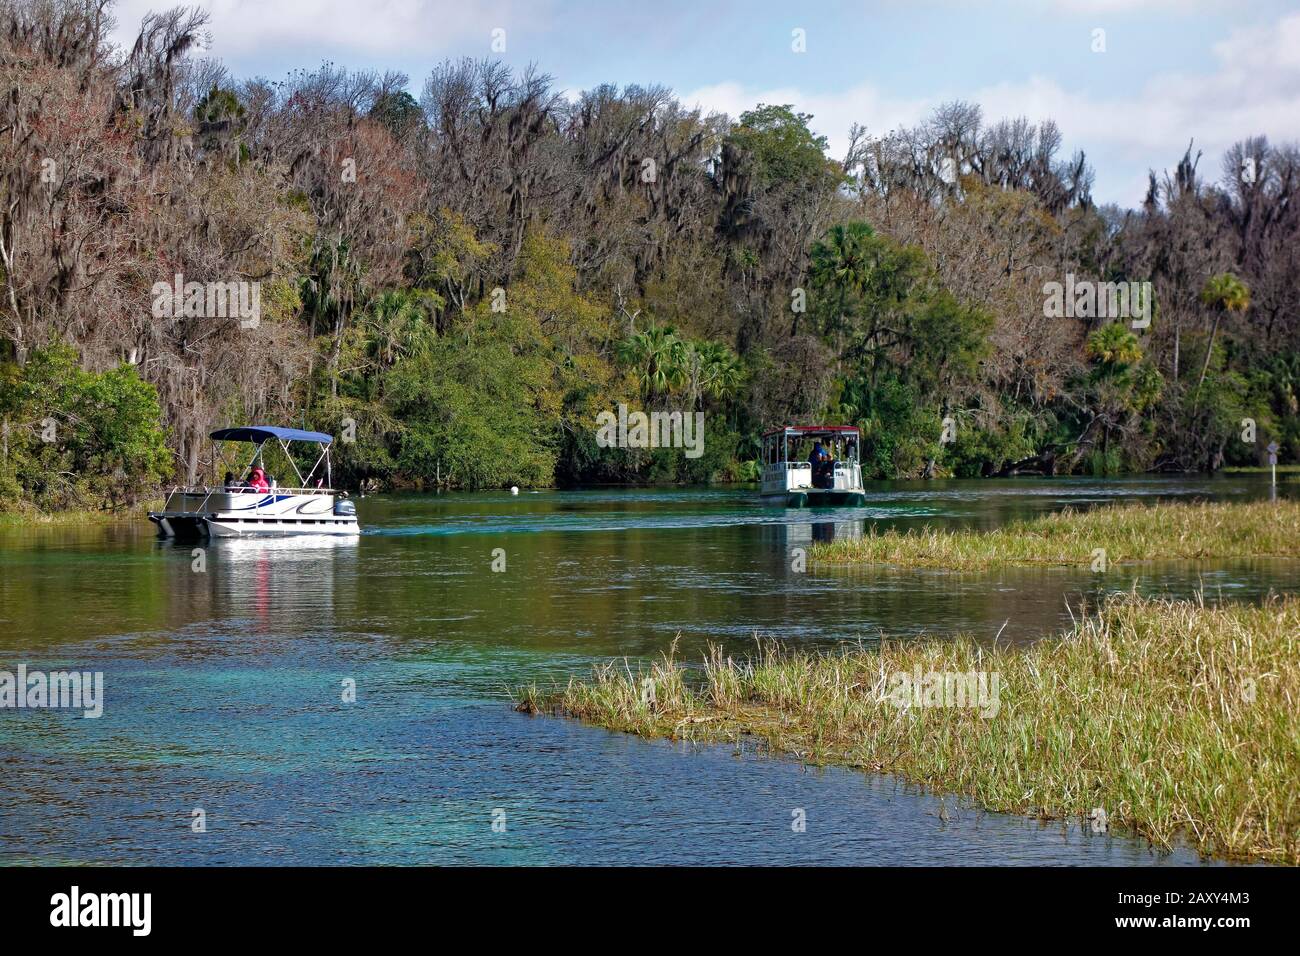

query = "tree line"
(2, 0), (1297, 511)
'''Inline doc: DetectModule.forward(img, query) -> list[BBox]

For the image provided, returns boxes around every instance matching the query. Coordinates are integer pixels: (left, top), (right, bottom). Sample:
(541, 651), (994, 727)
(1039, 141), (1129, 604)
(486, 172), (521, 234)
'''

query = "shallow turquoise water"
(0, 476), (1294, 864)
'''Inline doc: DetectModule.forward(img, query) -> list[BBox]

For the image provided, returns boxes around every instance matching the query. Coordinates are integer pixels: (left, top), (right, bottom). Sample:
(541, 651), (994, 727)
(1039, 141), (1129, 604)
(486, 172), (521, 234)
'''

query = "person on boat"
(811, 440), (833, 489)
(248, 466), (270, 493)
(223, 471), (243, 491)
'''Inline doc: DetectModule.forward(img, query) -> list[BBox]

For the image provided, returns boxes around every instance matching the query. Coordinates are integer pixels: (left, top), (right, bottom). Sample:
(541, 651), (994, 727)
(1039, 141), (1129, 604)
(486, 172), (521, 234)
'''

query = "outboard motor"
(333, 499), (356, 517)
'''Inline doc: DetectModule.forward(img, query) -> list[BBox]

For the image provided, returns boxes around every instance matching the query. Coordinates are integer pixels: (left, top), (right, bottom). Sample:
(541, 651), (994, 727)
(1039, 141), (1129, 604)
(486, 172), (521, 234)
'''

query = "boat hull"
(149, 512), (360, 538)
(765, 490), (866, 508)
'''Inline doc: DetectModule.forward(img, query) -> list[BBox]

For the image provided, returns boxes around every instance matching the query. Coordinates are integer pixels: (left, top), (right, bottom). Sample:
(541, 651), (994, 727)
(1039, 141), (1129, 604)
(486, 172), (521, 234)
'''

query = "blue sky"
(110, 0), (1300, 207)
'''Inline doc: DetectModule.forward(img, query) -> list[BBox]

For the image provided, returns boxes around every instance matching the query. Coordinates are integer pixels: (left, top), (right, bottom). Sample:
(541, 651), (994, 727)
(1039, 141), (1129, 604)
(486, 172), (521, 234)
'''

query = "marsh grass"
(0, 508), (130, 527)
(516, 593), (1300, 864)
(812, 499), (1300, 570)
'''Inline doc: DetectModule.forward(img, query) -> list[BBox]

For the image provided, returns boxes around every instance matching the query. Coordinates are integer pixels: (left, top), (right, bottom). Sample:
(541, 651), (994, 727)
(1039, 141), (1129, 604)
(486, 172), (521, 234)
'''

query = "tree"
(807, 222), (874, 339)
(808, 223), (992, 476)
(687, 340), (745, 406)
(369, 90), (423, 140)
(727, 104), (833, 189)
(0, 343), (171, 511)
(617, 325), (689, 401)
(1194, 272), (1250, 408)
(1079, 323), (1162, 473)
(194, 85), (248, 163)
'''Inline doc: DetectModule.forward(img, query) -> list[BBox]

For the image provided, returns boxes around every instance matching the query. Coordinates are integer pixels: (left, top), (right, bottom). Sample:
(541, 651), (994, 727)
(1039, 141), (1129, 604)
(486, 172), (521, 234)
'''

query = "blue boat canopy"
(210, 426), (333, 446)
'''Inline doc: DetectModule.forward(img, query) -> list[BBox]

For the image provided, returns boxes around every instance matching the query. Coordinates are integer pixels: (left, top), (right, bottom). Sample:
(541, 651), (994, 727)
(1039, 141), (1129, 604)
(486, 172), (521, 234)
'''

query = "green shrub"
(0, 344), (171, 512)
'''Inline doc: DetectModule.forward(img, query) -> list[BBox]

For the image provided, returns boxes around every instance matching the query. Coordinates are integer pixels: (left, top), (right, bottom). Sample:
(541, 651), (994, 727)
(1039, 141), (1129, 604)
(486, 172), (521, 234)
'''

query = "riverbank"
(812, 498), (1300, 570)
(516, 592), (1300, 864)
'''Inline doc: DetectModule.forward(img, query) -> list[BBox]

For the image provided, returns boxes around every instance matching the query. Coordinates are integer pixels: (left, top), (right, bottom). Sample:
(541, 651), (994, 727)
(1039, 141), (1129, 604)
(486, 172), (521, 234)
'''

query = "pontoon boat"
(760, 425), (866, 507)
(148, 426), (359, 538)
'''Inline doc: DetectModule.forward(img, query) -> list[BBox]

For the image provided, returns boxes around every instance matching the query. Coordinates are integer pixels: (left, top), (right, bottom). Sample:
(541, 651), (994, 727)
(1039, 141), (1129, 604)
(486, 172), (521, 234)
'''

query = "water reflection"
(128, 535), (362, 642)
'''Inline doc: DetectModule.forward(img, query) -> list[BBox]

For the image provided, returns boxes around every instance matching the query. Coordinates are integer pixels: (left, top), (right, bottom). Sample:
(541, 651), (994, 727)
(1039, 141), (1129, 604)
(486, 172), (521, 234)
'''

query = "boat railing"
(160, 485), (339, 515)
(165, 484), (338, 496)
(233, 486), (336, 496)
(761, 460), (812, 491)
(768, 461), (858, 473)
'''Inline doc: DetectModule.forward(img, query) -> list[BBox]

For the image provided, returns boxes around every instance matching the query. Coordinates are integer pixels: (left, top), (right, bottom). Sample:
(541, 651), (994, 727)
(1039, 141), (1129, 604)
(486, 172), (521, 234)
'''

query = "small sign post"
(1267, 442), (1279, 500)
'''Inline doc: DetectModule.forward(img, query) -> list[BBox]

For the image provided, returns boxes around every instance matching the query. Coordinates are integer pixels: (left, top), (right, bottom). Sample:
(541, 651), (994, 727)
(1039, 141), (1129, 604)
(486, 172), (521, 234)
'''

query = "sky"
(106, 0), (1300, 208)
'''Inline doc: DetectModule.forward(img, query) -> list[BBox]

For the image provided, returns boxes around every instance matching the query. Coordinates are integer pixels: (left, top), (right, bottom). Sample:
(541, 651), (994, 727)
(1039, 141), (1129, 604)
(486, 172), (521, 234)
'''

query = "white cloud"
(107, 0), (550, 62)
(1017, 0), (1229, 10)
(682, 12), (1300, 207)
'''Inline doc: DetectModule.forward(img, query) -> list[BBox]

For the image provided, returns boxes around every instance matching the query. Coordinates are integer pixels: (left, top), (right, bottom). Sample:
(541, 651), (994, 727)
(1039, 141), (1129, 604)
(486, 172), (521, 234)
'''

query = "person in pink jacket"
(248, 466), (270, 493)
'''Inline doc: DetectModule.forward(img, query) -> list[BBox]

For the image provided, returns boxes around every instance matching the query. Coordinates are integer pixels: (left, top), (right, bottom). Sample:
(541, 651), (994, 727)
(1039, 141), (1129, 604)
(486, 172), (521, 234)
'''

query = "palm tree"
(686, 340), (745, 407)
(617, 324), (689, 400)
(366, 290), (436, 368)
(807, 221), (875, 339)
(1086, 321), (1143, 368)
(1193, 272), (1250, 410)
(1084, 323), (1156, 471)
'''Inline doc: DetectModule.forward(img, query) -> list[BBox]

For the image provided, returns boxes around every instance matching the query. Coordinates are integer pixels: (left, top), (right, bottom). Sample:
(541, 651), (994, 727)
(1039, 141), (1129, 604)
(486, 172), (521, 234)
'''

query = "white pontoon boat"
(760, 425), (866, 508)
(148, 426), (360, 538)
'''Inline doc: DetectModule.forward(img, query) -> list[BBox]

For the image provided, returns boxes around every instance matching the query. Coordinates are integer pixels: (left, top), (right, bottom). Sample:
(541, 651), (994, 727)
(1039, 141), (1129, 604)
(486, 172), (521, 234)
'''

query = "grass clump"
(812, 499), (1300, 569)
(516, 593), (1300, 864)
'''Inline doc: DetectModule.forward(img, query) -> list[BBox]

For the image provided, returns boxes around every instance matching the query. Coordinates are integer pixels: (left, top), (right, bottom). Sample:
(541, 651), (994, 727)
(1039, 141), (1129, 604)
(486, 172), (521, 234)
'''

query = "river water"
(1, 476), (1294, 864)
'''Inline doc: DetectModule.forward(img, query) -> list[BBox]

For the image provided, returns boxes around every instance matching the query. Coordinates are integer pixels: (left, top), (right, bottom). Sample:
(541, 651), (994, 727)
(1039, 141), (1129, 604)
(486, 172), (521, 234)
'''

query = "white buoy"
(510, 486), (519, 495)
